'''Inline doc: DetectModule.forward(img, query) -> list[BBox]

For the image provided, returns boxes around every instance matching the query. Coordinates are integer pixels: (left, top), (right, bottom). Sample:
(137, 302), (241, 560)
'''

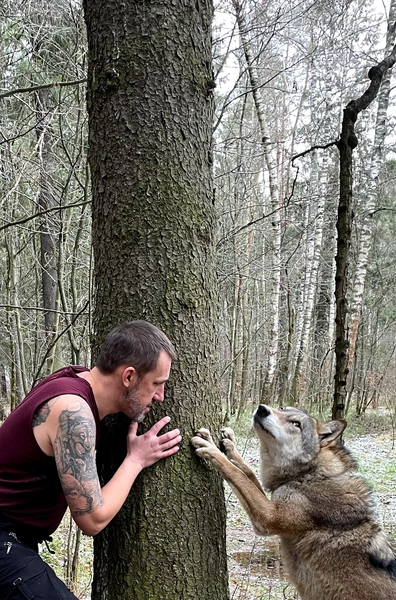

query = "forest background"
(2, 0), (396, 423)
(1, 0), (396, 596)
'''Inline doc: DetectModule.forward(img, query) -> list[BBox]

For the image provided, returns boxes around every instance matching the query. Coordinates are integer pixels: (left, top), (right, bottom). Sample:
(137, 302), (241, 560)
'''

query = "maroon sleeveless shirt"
(0, 366), (100, 542)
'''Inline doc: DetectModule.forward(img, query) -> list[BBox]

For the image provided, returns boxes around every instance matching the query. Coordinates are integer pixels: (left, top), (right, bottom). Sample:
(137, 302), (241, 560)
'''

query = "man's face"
(122, 350), (172, 422)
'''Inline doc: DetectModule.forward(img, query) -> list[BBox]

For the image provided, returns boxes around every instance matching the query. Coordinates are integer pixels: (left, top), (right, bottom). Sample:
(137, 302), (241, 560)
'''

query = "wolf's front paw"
(191, 427), (215, 447)
(221, 427), (237, 460)
(221, 427), (236, 444)
(191, 428), (221, 462)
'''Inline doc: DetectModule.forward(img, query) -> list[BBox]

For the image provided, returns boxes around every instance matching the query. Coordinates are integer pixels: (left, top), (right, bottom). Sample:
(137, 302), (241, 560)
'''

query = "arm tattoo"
(54, 401), (103, 516)
(33, 403), (51, 427)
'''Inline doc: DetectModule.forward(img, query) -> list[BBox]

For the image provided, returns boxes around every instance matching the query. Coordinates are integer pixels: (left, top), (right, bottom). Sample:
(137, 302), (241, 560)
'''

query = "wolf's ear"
(318, 420), (347, 446)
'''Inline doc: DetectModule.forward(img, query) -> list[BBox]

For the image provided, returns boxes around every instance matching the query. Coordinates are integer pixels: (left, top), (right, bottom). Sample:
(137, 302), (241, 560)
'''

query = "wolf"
(191, 404), (396, 600)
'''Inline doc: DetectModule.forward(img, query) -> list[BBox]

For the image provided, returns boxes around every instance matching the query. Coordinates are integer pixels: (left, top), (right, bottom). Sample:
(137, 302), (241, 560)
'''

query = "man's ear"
(121, 366), (136, 388)
(317, 420), (347, 446)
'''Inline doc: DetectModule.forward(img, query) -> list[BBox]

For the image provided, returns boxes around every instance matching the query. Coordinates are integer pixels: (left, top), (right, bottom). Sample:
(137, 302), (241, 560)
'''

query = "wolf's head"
(253, 405), (347, 490)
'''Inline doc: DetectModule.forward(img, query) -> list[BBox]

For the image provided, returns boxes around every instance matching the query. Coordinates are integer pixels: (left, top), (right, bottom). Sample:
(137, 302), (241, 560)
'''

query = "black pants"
(0, 530), (78, 599)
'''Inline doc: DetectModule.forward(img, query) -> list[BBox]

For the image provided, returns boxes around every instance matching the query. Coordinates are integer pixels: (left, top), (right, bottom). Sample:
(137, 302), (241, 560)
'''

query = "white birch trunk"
(292, 152), (325, 401)
(232, 0), (282, 400)
(347, 0), (396, 373)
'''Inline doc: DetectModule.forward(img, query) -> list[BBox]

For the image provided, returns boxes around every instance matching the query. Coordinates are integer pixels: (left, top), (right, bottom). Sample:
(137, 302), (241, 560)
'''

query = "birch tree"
(231, 0), (282, 402)
(333, 39), (396, 420)
(347, 0), (396, 388)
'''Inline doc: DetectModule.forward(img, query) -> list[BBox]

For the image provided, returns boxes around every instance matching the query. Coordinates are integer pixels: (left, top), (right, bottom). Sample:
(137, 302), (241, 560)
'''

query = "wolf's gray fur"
(191, 404), (396, 600)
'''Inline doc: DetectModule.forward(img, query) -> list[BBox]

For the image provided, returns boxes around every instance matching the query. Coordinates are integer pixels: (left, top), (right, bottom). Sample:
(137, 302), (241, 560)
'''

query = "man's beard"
(123, 382), (150, 422)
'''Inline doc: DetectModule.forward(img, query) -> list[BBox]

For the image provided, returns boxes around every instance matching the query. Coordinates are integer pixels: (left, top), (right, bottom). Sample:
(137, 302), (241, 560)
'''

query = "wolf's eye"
(291, 421), (301, 429)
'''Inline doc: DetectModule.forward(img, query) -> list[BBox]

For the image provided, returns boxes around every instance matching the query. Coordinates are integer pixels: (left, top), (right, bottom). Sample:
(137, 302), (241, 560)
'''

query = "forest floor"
(42, 411), (396, 600)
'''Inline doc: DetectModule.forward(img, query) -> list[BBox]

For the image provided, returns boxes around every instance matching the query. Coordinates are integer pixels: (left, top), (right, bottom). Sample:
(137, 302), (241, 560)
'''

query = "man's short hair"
(95, 321), (176, 376)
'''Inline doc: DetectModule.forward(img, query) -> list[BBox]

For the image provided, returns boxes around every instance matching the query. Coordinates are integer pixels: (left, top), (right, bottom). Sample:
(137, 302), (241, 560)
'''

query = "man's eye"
(291, 421), (301, 429)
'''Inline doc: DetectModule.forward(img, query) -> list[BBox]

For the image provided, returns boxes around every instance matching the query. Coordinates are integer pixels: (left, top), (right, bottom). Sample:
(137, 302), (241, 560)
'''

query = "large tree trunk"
(83, 0), (229, 599)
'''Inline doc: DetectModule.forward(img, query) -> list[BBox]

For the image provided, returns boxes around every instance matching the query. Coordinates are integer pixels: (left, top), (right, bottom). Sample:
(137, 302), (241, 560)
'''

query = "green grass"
(344, 411), (395, 438)
(355, 455), (396, 492)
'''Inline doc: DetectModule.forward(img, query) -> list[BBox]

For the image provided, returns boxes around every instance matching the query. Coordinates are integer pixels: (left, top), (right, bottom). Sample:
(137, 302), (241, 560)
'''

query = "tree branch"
(0, 200), (91, 232)
(0, 78), (86, 101)
(291, 140), (338, 164)
(0, 304), (82, 315)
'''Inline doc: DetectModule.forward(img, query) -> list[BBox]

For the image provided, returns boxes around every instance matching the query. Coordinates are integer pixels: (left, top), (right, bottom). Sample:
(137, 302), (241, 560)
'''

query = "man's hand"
(126, 416), (182, 470)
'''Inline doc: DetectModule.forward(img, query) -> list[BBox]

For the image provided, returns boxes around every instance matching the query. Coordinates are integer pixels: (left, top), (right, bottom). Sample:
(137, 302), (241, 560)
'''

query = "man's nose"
(153, 385), (165, 402)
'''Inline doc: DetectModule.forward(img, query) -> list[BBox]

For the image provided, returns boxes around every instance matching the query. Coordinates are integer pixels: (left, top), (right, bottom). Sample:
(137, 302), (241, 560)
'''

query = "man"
(0, 320), (182, 599)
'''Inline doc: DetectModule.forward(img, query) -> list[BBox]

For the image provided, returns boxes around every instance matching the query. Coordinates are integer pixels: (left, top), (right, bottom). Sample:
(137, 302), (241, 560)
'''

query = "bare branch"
(0, 200), (91, 232)
(0, 304), (82, 315)
(0, 78), (86, 101)
(291, 140), (338, 164)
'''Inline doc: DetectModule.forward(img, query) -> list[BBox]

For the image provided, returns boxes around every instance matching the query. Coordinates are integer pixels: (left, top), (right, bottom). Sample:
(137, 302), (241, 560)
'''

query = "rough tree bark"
(83, 0), (229, 598)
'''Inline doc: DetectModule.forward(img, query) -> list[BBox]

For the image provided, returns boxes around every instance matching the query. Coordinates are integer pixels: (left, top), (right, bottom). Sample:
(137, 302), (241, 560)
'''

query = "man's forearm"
(71, 457), (143, 536)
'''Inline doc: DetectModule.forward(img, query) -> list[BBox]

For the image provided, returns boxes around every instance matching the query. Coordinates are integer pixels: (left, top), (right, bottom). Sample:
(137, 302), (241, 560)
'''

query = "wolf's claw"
(221, 427), (236, 444)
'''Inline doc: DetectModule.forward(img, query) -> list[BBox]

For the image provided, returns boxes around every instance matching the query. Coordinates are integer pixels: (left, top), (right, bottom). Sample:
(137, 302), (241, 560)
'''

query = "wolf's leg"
(192, 430), (279, 535)
(221, 427), (264, 493)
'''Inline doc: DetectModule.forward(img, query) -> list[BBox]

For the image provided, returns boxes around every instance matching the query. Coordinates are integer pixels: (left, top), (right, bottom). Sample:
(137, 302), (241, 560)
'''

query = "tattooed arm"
(52, 399), (103, 518)
(34, 395), (181, 536)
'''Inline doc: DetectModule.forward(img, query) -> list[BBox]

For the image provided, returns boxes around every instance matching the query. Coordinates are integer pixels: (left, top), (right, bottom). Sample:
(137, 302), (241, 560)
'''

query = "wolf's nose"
(256, 404), (270, 418)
